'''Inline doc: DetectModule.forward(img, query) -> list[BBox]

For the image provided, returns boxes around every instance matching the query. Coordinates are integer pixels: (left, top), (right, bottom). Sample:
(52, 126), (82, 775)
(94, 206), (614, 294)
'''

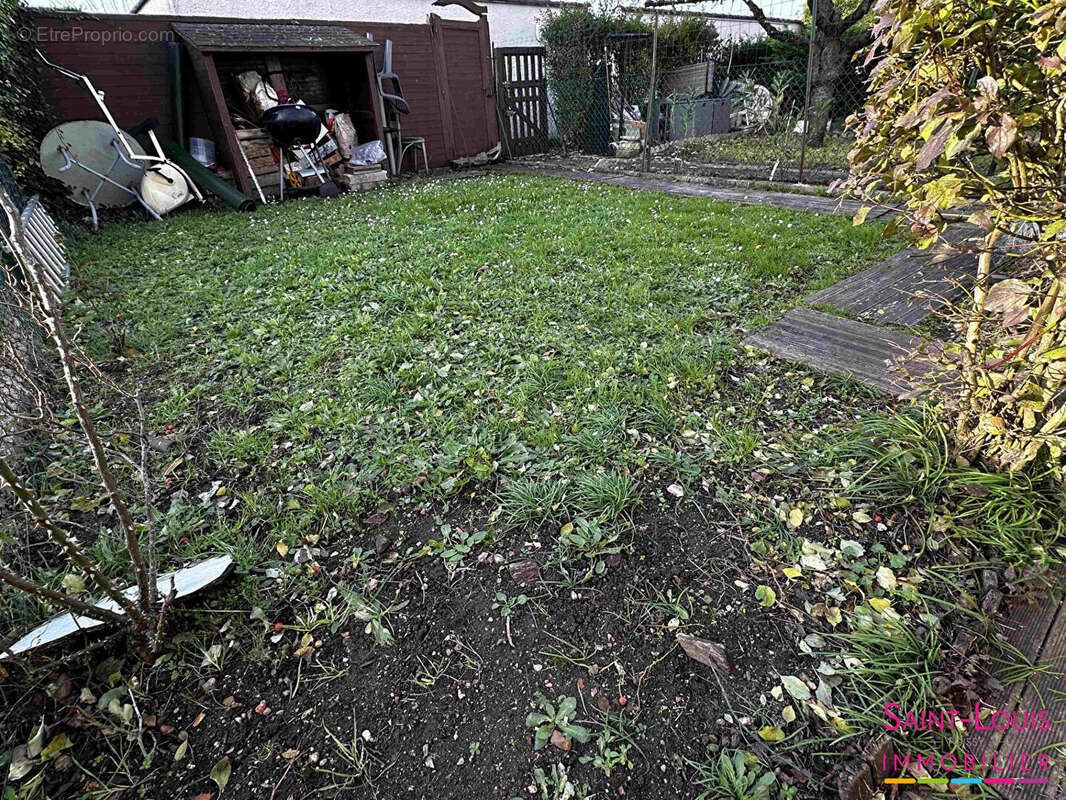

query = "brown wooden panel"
(30, 11), (495, 170)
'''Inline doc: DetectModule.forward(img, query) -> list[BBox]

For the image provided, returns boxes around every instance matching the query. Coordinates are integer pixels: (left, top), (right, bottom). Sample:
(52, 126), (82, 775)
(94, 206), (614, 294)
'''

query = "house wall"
(135, 0), (572, 46)
(28, 11), (497, 174)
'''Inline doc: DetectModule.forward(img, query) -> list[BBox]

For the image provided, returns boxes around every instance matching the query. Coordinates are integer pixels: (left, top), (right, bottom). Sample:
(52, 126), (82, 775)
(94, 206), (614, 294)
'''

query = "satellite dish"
(40, 120), (147, 208)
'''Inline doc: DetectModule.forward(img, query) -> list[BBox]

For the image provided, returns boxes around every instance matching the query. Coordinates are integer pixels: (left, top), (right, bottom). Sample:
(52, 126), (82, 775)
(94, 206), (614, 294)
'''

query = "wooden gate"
(494, 47), (550, 157)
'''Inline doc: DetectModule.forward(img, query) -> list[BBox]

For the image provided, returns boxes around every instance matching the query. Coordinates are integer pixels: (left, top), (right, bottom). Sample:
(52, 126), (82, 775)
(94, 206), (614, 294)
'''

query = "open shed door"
(428, 14), (497, 161)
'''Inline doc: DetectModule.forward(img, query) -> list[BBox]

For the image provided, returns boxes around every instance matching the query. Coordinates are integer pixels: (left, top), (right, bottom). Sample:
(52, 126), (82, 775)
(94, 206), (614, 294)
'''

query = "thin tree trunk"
(956, 230), (1003, 443)
(0, 190), (153, 617)
(807, 39), (846, 148)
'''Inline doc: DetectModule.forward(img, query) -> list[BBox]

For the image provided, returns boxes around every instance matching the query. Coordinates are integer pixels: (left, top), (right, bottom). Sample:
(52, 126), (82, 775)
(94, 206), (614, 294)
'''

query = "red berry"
(874, 515), (883, 522)
(273, 622), (283, 632)
(618, 695), (628, 707)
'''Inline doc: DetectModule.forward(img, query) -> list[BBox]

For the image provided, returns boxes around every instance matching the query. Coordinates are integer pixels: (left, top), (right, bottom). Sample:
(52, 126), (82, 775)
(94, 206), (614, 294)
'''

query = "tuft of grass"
(573, 472), (640, 520)
(838, 408), (1066, 567)
(501, 477), (569, 527)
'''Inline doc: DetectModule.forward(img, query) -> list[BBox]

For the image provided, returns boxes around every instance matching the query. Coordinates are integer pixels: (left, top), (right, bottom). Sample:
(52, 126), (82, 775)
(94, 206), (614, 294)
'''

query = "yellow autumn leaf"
(782, 705), (797, 723)
(869, 597), (892, 614)
(276, 541), (289, 557)
(826, 606), (843, 627)
(782, 567), (802, 579)
(787, 508), (804, 529)
(758, 725), (785, 742)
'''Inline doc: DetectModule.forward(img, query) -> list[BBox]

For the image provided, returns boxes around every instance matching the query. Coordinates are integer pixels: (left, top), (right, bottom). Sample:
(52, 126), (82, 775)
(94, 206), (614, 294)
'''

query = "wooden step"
(743, 308), (937, 397)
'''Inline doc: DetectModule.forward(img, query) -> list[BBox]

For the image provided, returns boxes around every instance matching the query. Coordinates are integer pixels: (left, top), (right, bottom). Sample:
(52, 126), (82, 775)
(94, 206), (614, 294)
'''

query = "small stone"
(509, 560), (539, 585)
(148, 434), (176, 453)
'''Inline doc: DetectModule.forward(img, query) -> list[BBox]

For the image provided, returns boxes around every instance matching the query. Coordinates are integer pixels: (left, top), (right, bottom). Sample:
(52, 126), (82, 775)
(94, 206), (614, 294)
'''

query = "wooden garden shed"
(171, 22), (384, 200)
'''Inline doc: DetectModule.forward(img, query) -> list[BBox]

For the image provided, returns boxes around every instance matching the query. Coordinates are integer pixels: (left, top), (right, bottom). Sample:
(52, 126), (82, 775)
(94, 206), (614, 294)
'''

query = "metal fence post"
(642, 8), (660, 174)
(798, 0), (818, 182)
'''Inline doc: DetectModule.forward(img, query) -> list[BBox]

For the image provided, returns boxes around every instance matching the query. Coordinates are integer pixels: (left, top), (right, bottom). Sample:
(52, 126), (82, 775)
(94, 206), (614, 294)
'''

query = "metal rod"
(798, 0), (818, 182)
(642, 9), (660, 174)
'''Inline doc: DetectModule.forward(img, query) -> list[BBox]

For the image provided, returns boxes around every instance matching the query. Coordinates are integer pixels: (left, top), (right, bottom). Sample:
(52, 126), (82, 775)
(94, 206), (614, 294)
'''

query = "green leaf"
(781, 675), (811, 702)
(210, 756), (232, 794)
(755, 585), (776, 607)
(564, 723), (591, 743)
(557, 696), (577, 720)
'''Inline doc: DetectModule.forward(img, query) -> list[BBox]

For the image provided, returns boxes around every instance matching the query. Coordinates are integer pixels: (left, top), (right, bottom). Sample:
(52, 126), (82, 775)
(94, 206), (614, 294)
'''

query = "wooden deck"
(967, 591), (1066, 799)
(742, 308), (936, 397)
(804, 248), (976, 326)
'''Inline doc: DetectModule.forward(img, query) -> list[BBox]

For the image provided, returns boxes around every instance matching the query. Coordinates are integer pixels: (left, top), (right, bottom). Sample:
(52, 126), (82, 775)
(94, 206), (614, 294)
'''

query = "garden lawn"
(14, 173), (914, 799)
(71, 172), (892, 561)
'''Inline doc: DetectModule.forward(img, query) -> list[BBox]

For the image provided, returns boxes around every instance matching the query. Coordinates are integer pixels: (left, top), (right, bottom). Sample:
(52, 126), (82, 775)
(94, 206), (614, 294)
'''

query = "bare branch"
(137, 391), (158, 609)
(738, 0), (806, 45)
(0, 560), (125, 625)
(841, 0), (878, 31)
(0, 189), (152, 617)
(0, 455), (148, 627)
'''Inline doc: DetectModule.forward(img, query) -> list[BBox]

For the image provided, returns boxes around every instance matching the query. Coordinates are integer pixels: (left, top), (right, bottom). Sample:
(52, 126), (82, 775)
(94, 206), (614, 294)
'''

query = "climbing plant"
(0, 1), (71, 217)
(845, 0), (1066, 476)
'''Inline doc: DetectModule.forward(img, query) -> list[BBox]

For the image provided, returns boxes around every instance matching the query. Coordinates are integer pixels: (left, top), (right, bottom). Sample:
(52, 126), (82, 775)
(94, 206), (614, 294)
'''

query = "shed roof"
(172, 22), (378, 52)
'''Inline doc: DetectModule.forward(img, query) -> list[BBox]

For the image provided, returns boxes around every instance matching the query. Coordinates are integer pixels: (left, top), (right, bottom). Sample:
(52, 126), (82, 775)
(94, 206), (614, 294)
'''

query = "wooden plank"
(976, 595), (1066, 799)
(429, 14), (456, 161)
(743, 308), (935, 397)
(201, 52), (255, 200)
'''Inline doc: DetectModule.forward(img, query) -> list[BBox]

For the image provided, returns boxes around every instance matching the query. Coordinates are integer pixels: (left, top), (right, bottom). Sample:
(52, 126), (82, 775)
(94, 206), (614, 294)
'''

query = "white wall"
(137, 0), (550, 45)
(135, 1), (800, 45)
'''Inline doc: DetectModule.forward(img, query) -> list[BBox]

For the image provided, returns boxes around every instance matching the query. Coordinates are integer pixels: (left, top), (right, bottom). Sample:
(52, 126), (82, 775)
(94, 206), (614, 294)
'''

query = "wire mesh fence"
(498, 0), (869, 185)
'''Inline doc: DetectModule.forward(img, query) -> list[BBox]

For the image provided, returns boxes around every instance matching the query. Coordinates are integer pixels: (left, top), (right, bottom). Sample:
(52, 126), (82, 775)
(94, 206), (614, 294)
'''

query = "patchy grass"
(65, 173), (895, 561)
(17, 174), (1027, 800)
(665, 133), (853, 173)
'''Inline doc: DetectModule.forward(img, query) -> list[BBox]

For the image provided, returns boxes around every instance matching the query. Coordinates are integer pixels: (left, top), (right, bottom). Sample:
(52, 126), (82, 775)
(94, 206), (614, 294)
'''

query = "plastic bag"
(325, 110), (357, 158)
(350, 139), (386, 166)
(236, 71), (278, 117)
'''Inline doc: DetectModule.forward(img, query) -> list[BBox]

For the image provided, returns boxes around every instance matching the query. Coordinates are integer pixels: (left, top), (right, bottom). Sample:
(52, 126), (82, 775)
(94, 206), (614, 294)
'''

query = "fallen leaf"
(550, 729), (571, 751)
(755, 585), (776, 608)
(667, 483), (684, 499)
(41, 733), (72, 760)
(876, 566), (897, 590)
(677, 633), (731, 674)
(787, 507), (804, 529)
(869, 597), (892, 614)
(782, 705), (796, 723)
(781, 675), (811, 702)
(276, 541), (289, 558)
(825, 607), (842, 627)
(758, 725), (785, 742)
(210, 757), (231, 794)
(174, 740), (188, 761)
